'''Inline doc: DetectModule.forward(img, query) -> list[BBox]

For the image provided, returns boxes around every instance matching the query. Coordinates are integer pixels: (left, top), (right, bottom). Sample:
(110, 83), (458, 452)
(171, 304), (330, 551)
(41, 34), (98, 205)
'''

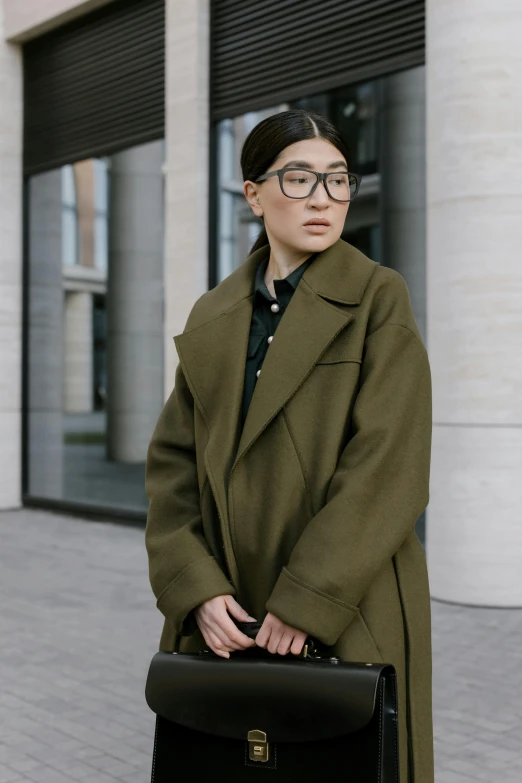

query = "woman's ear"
(244, 181), (264, 217)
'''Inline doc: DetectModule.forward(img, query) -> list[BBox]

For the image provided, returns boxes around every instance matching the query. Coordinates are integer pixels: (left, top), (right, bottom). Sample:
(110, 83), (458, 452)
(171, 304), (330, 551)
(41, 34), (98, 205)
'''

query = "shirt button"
(270, 302), (280, 313)
(256, 369), (261, 378)
(267, 336), (273, 344)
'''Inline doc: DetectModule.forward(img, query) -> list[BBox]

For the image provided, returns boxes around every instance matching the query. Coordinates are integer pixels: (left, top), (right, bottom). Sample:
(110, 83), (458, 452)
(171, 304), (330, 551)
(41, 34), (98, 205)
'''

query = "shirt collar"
(254, 252), (317, 302)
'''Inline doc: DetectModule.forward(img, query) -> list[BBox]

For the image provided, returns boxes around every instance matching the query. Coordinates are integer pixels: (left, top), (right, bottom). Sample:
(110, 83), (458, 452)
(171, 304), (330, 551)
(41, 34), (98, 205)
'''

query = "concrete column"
(380, 66), (426, 342)
(28, 170), (64, 498)
(0, 12), (22, 509)
(64, 292), (93, 413)
(427, 1), (522, 605)
(164, 0), (209, 393)
(106, 140), (164, 463)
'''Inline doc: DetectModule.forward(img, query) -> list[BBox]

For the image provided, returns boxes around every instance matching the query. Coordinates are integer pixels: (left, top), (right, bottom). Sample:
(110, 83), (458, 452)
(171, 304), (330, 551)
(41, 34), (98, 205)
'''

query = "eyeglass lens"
(281, 170), (357, 201)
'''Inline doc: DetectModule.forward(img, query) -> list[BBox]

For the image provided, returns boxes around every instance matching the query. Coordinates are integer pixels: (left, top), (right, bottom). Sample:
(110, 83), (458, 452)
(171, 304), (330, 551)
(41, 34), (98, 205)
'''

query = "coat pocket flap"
(316, 340), (361, 365)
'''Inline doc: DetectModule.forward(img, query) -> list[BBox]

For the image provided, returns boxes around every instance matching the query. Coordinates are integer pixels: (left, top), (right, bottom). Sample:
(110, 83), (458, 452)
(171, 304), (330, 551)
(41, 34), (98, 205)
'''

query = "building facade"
(0, 0), (521, 606)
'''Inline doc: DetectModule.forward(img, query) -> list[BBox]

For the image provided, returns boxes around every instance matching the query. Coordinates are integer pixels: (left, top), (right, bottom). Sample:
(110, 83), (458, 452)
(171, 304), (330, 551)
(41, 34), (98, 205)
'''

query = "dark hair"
(240, 109), (352, 254)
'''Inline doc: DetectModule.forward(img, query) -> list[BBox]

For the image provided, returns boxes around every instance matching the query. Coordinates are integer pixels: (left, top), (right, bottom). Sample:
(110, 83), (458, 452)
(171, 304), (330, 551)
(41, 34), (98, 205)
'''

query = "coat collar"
(174, 240), (377, 556)
(184, 238), (376, 325)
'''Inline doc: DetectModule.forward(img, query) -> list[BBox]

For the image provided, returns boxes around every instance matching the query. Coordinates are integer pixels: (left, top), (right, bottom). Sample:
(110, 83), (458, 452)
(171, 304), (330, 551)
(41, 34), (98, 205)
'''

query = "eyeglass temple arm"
(254, 171), (279, 183)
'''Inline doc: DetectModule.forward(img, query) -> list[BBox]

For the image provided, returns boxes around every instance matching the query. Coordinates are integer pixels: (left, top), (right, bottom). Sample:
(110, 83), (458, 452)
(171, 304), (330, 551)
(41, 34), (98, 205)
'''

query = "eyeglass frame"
(254, 167), (361, 203)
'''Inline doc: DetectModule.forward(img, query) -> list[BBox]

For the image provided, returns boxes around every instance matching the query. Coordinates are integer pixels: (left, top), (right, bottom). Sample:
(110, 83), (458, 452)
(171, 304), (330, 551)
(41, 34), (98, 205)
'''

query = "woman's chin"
(273, 230), (341, 255)
(299, 233), (339, 253)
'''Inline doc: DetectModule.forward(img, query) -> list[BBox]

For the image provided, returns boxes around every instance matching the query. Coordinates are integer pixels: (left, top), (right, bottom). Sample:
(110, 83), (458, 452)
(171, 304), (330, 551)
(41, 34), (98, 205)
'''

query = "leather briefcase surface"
(145, 643), (399, 782)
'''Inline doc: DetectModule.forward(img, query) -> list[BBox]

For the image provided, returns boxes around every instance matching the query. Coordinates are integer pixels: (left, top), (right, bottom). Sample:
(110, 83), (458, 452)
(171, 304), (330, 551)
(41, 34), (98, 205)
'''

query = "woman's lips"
(303, 222), (330, 234)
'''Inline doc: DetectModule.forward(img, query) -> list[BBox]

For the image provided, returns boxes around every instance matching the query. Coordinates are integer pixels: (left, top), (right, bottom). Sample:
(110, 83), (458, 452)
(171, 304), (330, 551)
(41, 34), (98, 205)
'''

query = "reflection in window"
(292, 82), (379, 175)
(27, 141), (165, 514)
(354, 83), (378, 172)
(328, 82), (379, 176)
(61, 165), (78, 266)
(93, 159), (109, 272)
(217, 105), (289, 283)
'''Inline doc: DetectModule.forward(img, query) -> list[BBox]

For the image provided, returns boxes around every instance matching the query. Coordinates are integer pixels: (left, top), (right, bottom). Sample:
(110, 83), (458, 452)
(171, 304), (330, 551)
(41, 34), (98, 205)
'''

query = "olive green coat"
(145, 239), (434, 783)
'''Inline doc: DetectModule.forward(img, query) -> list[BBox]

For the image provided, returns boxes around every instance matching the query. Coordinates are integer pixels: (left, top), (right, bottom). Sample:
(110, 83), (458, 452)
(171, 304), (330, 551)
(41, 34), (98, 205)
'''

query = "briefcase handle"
(232, 619), (323, 659)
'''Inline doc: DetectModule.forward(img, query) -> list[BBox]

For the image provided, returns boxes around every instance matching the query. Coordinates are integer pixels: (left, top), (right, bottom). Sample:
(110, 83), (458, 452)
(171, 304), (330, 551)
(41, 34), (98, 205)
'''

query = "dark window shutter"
(23, 0), (165, 175)
(211, 0), (425, 120)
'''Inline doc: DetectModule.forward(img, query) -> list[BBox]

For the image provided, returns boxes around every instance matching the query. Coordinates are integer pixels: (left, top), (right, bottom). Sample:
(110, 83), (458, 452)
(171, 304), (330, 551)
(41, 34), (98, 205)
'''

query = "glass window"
(26, 140), (165, 514)
(216, 105), (289, 283)
(93, 158), (109, 273)
(291, 82), (379, 175)
(329, 82), (379, 176)
(61, 165), (79, 266)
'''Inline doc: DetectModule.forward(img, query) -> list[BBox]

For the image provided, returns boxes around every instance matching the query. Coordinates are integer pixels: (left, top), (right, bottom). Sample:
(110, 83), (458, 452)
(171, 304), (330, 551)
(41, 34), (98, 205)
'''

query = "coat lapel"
(174, 239), (377, 534)
(231, 281), (354, 475)
(173, 252), (261, 559)
(174, 295), (252, 482)
(231, 239), (376, 473)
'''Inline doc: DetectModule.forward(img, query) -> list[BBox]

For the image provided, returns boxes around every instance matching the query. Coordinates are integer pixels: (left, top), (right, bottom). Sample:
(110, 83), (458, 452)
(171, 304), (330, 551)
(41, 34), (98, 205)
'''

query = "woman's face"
(244, 137), (350, 256)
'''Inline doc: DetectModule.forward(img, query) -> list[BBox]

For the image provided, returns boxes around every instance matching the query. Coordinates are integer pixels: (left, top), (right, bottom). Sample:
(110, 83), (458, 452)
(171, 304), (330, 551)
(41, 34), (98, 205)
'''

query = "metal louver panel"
(211, 0), (425, 120)
(23, 0), (165, 175)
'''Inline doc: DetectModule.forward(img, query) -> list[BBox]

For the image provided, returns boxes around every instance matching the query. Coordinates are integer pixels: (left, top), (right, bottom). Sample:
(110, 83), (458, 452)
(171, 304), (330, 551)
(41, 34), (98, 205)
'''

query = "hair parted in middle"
(240, 109), (352, 254)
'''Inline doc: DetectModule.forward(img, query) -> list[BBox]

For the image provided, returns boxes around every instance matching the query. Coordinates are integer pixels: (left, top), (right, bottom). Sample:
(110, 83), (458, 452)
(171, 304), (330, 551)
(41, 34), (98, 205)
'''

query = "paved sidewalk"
(1, 509), (521, 782)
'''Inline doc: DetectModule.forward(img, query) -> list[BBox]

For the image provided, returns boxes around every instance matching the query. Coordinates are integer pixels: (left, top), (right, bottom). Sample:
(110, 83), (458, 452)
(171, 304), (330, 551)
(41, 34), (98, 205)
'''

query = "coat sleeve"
(145, 361), (235, 636)
(266, 320), (432, 646)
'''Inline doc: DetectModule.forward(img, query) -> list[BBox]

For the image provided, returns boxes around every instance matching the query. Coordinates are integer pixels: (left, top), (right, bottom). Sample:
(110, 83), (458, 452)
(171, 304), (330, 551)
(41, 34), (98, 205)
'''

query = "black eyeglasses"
(255, 168), (360, 203)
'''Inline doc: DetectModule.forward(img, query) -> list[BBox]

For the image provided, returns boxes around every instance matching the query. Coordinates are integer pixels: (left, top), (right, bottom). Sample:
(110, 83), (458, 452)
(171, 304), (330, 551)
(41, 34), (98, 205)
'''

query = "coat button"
(256, 369), (261, 378)
(270, 302), (280, 313)
(267, 335), (273, 344)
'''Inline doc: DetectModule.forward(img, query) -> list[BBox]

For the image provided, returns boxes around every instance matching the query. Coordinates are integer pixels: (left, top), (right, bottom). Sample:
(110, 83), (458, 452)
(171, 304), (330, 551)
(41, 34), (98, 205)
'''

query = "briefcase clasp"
(248, 730), (270, 762)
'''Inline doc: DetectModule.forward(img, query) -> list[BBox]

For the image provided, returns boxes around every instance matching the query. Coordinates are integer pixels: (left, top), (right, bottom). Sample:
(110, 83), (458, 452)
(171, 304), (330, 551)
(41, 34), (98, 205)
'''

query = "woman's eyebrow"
(281, 159), (312, 168)
(281, 159), (348, 170)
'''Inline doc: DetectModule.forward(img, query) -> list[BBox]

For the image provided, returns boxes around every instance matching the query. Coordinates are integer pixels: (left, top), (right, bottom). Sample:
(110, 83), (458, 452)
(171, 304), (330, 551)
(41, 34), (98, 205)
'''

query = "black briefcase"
(145, 625), (399, 782)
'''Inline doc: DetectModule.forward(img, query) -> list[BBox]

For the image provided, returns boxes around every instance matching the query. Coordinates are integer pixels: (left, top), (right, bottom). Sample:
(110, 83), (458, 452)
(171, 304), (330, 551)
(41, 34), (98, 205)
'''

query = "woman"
(145, 110), (433, 782)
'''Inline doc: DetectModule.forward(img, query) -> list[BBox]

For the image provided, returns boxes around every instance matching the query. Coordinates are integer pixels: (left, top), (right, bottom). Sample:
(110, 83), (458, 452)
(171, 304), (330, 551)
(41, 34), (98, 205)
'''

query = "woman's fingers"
(255, 622), (270, 649)
(256, 613), (281, 651)
(202, 623), (249, 658)
(195, 595), (256, 652)
(267, 627), (284, 654)
(202, 603), (255, 650)
(215, 598), (256, 649)
(206, 618), (245, 651)
(276, 631), (295, 656)
(199, 611), (243, 651)
(290, 633), (307, 656)
(224, 595), (257, 623)
(202, 629), (231, 658)
(255, 613), (309, 656)
(218, 612), (257, 650)
(197, 600), (309, 657)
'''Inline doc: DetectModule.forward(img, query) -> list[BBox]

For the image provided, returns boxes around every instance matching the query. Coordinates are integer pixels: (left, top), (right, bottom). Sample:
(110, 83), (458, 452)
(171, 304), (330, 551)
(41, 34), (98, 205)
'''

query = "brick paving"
(1, 508), (521, 782)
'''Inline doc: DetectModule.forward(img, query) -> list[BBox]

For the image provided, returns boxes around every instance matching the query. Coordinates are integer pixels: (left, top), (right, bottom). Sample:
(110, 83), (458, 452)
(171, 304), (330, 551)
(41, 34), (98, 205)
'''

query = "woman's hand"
(255, 612), (307, 656)
(195, 595), (257, 658)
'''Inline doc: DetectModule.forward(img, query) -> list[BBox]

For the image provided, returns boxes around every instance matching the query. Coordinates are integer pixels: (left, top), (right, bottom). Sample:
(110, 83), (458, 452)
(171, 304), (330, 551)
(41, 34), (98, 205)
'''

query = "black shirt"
(241, 252), (317, 426)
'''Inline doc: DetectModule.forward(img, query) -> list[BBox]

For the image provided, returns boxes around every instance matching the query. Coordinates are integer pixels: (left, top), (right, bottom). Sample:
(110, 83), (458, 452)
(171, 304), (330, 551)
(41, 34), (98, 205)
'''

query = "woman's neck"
(265, 249), (313, 288)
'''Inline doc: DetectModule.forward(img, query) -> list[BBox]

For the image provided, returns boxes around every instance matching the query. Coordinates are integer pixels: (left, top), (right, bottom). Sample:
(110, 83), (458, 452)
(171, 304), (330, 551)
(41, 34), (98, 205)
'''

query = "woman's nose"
(308, 179), (330, 207)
